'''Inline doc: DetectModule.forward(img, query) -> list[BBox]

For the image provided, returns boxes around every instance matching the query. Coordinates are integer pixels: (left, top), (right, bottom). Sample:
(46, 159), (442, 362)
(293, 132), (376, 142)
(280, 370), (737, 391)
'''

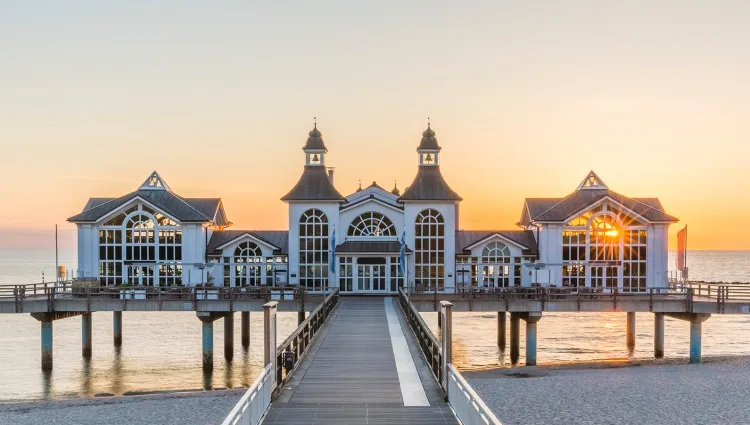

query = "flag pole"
(55, 224), (59, 283)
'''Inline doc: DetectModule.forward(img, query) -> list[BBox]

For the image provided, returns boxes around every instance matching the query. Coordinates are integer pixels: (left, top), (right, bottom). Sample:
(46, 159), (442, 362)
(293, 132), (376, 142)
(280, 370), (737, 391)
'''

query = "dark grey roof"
(417, 125), (441, 151)
(207, 230), (289, 255)
(336, 240), (412, 254)
(398, 166), (462, 202)
(522, 189), (678, 225)
(281, 166), (346, 202)
(68, 190), (226, 224)
(303, 125), (327, 151)
(455, 230), (539, 256)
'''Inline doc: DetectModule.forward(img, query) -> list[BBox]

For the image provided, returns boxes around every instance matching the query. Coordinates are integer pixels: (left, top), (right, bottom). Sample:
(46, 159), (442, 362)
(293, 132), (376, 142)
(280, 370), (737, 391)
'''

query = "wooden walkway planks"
(263, 297), (457, 424)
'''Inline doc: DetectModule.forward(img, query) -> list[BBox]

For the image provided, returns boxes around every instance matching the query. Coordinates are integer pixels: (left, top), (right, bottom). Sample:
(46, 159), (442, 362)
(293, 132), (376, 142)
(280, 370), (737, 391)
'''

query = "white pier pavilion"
(68, 124), (678, 293)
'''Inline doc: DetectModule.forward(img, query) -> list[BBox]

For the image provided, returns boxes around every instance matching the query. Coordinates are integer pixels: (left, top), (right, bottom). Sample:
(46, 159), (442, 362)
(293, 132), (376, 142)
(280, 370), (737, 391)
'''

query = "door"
(589, 265), (619, 290)
(355, 263), (389, 293)
(128, 265), (155, 286)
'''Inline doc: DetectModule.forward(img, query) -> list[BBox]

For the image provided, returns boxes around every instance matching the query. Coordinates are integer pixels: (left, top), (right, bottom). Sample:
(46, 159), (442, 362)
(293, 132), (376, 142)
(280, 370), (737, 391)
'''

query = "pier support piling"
(654, 313), (664, 359)
(626, 312), (636, 352)
(497, 312), (506, 351)
(82, 313), (92, 359)
(241, 312), (250, 349)
(521, 313), (542, 366)
(665, 313), (711, 364)
(224, 313), (234, 361)
(202, 321), (214, 371)
(113, 311), (122, 347)
(41, 320), (53, 371)
(509, 313), (520, 365)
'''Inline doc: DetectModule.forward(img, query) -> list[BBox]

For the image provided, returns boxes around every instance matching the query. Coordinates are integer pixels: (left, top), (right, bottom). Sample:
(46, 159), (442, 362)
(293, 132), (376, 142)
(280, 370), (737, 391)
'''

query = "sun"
(605, 229), (619, 238)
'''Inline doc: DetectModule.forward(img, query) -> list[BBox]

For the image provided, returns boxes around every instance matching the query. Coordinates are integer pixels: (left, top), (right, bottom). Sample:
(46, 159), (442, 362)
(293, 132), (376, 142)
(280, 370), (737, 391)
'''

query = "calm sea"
(0, 249), (748, 401)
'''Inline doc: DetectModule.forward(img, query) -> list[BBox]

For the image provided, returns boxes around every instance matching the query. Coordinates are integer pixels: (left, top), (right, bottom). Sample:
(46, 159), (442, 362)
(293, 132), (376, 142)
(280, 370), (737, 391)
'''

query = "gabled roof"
(67, 172), (229, 226)
(398, 166), (462, 202)
(455, 230), (539, 256)
(343, 183), (402, 210)
(207, 230), (289, 255)
(281, 166), (346, 202)
(520, 171), (678, 225)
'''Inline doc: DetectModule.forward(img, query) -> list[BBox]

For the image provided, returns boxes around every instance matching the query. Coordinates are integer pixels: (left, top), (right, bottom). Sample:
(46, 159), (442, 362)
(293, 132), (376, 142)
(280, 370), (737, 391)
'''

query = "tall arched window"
(98, 203), (183, 286)
(299, 209), (329, 290)
(415, 209), (444, 290)
(232, 242), (263, 287)
(348, 212), (396, 237)
(480, 241), (512, 287)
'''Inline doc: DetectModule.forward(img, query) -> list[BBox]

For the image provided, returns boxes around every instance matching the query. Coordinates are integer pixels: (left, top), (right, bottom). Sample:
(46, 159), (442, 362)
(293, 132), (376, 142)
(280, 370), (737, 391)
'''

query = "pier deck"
(263, 297), (457, 424)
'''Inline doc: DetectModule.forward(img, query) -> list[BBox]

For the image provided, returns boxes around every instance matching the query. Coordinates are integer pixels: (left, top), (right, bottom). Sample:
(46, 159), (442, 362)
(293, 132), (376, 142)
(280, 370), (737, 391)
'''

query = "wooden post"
(626, 312), (636, 351)
(654, 313), (664, 359)
(241, 311), (250, 349)
(440, 300), (453, 390)
(497, 312), (506, 351)
(264, 301), (278, 382)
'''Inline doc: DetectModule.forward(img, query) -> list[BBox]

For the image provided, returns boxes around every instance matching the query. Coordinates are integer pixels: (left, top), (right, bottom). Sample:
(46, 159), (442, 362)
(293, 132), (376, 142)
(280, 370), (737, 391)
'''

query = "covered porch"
(335, 240), (410, 294)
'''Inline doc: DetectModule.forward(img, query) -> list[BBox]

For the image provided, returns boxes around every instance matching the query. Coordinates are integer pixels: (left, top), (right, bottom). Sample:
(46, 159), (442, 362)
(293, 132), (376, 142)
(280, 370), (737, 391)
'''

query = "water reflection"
(42, 369), (53, 399)
(203, 369), (213, 391)
(241, 348), (250, 387)
(111, 346), (124, 395)
(80, 358), (92, 396)
(224, 362), (234, 389)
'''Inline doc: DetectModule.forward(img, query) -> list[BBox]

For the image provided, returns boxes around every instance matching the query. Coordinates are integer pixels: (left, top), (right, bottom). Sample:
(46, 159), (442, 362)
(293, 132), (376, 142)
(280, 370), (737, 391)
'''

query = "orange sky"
(1, 2), (749, 250)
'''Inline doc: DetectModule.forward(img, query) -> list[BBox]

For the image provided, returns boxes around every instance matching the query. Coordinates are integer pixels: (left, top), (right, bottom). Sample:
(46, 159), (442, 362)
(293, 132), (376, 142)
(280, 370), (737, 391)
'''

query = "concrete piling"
(626, 312), (636, 351)
(202, 321), (214, 371)
(241, 312), (250, 349)
(41, 321), (53, 371)
(654, 313), (664, 359)
(690, 320), (702, 364)
(497, 312), (506, 351)
(522, 313), (542, 366)
(82, 313), (92, 358)
(510, 313), (520, 364)
(113, 311), (122, 347)
(224, 313), (234, 361)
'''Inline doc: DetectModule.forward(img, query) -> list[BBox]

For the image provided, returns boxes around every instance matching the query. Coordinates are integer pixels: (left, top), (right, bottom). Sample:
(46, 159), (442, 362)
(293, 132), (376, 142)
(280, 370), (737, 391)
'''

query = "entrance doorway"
(128, 264), (155, 286)
(356, 257), (388, 293)
(589, 264), (619, 289)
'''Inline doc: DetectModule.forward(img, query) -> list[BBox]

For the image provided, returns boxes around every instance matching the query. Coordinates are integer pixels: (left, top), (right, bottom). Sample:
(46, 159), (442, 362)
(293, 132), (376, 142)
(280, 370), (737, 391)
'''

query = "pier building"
(67, 123), (678, 294)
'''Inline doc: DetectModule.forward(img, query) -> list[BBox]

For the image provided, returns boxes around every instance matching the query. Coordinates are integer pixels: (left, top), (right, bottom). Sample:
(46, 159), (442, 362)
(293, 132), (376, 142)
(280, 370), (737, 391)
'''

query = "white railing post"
(440, 300), (452, 391)
(264, 301), (278, 385)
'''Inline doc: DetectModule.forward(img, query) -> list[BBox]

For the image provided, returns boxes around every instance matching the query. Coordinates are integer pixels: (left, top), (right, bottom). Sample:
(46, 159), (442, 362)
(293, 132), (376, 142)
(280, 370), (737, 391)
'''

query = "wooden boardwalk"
(263, 297), (458, 424)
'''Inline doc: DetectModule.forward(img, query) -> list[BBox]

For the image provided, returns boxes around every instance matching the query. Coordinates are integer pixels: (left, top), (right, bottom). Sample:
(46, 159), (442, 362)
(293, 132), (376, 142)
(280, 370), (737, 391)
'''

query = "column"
(497, 312), (506, 351)
(224, 313), (234, 361)
(654, 313), (664, 359)
(690, 319), (702, 364)
(510, 312), (520, 365)
(202, 321), (214, 371)
(241, 311), (250, 349)
(82, 313), (92, 359)
(113, 311), (122, 347)
(626, 312), (636, 351)
(522, 313), (542, 366)
(41, 320), (53, 371)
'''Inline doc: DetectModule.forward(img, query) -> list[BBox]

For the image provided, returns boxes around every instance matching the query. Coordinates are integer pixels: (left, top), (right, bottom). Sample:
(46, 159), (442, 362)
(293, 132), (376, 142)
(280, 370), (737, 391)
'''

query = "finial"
(313, 116), (317, 128)
(427, 117), (430, 128)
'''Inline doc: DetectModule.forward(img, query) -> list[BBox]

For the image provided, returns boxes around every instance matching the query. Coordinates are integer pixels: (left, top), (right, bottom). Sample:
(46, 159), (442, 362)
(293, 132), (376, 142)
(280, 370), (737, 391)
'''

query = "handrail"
(446, 363), (502, 425)
(221, 363), (274, 425)
(274, 289), (340, 390)
(398, 288), (443, 393)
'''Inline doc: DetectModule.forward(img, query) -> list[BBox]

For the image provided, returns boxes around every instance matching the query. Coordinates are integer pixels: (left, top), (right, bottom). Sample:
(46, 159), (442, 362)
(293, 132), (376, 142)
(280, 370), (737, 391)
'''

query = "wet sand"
(0, 389), (244, 425)
(464, 356), (750, 425)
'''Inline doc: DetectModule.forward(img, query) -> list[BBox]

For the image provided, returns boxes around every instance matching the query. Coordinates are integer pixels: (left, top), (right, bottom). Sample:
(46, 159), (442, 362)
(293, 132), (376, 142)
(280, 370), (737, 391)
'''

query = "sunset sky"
(1, 1), (749, 250)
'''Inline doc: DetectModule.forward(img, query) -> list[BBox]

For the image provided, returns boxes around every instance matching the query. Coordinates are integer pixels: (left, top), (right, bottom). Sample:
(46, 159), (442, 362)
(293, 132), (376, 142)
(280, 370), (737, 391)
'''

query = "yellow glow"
(605, 229), (619, 238)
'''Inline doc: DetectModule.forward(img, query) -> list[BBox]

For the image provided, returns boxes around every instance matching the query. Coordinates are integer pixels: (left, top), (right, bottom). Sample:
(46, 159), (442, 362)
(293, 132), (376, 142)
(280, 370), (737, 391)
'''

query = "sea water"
(0, 249), (748, 400)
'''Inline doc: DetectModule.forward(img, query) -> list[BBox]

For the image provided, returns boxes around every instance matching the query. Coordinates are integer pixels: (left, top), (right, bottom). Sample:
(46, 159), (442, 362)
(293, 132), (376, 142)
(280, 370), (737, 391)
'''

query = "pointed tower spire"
(139, 171), (171, 191)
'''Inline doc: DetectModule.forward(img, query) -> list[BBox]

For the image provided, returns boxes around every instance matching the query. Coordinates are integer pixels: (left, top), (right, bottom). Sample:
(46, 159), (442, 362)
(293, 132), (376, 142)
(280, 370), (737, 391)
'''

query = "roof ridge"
(169, 191), (213, 221)
(531, 190), (582, 220)
(76, 192), (135, 215)
(608, 190), (671, 216)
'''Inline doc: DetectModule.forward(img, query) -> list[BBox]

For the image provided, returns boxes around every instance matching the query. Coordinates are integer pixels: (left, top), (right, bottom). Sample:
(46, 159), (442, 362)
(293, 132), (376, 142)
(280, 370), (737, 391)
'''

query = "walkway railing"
(274, 289), (339, 388)
(398, 288), (443, 388)
(221, 290), (339, 425)
(446, 364), (502, 425)
(221, 364), (274, 425)
(398, 289), (503, 425)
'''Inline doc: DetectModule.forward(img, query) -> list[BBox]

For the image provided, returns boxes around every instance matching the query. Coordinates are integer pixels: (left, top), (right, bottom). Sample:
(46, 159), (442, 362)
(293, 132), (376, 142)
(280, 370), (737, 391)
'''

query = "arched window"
(299, 209), (329, 291)
(479, 241), (513, 287)
(588, 213), (622, 289)
(348, 212), (396, 237)
(414, 209), (444, 290)
(231, 241), (263, 287)
(98, 204), (183, 287)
